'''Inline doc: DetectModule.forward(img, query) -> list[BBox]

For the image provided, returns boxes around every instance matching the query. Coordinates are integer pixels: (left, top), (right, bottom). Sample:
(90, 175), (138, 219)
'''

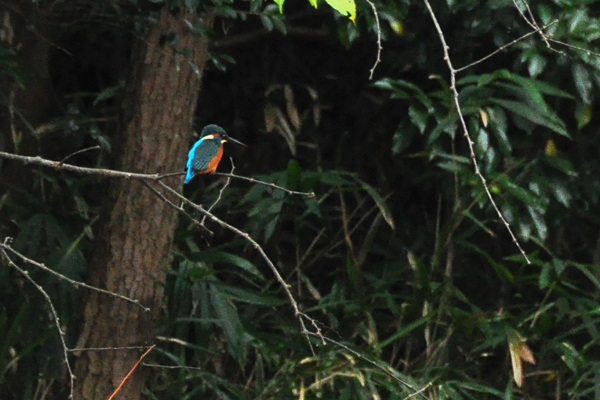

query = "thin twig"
(143, 363), (203, 371)
(58, 145), (101, 165)
(455, 20), (559, 73)
(68, 346), (151, 352)
(547, 38), (600, 57)
(422, 0), (531, 264)
(511, 0), (564, 55)
(141, 181), (214, 235)
(107, 345), (155, 400)
(1, 240), (75, 399)
(214, 171), (315, 197)
(202, 158), (235, 225)
(365, 0), (382, 80)
(0, 241), (149, 310)
(0, 151), (164, 180)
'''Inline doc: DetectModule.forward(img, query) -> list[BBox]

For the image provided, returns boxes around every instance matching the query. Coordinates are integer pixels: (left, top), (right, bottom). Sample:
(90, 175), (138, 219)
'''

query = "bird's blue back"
(184, 136), (222, 183)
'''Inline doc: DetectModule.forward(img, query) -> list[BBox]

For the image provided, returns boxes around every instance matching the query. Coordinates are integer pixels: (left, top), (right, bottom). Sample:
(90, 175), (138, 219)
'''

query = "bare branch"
(0, 240), (149, 310)
(422, 0), (531, 264)
(365, 0), (383, 80)
(455, 20), (559, 73)
(202, 157), (235, 225)
(547, 38), (600, 58)
(68, 346), (151, 352)
(141, 180), (214, 236)
(58, 145), (101, 165)
(1, 240), (75, 399)
(0, 151), (314, 197)
(214, 171), (315, 198)
(107, 345), (155, 400)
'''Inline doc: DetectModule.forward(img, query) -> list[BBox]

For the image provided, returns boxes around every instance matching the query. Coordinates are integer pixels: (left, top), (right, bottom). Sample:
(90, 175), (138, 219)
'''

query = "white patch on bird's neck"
(203, 134), (215, 140)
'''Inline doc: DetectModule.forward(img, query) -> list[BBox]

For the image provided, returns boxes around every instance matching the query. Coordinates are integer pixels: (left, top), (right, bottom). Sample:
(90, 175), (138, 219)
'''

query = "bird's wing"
(191, 140), (220, 172)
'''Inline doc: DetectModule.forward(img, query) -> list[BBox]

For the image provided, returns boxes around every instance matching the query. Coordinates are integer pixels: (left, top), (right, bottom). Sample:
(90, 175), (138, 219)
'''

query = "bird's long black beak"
(224, 134), (247, 148)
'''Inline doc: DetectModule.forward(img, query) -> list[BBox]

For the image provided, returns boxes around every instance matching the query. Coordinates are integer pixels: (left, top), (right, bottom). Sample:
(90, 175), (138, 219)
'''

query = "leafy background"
(1, 0), (600, 398)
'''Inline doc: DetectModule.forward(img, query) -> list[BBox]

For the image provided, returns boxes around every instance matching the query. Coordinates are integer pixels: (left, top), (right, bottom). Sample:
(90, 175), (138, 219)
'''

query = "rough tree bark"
(74, 8), (213, 399)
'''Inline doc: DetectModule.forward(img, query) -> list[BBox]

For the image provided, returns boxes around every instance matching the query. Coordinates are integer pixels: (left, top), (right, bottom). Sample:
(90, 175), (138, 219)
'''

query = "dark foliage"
(1, 0), (600, 398)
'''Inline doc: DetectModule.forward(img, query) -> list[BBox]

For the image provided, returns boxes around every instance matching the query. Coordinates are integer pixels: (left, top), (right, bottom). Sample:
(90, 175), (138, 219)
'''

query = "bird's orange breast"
(203, 146), (224, 174)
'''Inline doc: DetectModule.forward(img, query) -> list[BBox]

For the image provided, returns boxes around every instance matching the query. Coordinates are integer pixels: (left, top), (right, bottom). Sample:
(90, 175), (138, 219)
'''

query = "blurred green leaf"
(574, 102), (592, 129)
(491, 98), (570, 138)
(191, 250), (264, 279)
(408, 104), (428, 134)
(340, 172), (395, 230)
(210, 281), (248, 366)
(378, 314), (432, 349)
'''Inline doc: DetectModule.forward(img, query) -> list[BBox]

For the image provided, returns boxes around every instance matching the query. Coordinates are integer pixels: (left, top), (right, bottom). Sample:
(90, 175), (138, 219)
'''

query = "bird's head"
(199, 124), (247, 147)
(200, 124), (227, 138)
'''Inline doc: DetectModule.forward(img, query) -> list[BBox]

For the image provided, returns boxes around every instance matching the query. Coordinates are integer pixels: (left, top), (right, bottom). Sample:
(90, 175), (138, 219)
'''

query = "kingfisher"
(184, 124), (246, 184)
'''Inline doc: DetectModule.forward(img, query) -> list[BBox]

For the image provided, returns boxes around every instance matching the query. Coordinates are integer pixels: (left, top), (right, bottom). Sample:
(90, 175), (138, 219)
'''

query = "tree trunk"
(74, 8), (213, 399)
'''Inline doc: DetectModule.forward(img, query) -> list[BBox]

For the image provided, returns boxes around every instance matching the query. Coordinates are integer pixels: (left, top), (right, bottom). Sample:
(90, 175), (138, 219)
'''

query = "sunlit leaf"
(507, 328), (535, 387)
(325, 0), (356, 22)
(545, 139), (557, 156)
(273, 0), (284, 13)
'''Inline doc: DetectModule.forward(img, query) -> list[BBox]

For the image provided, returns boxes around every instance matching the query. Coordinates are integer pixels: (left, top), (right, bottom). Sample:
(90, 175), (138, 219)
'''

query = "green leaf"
(212, 284), (285, 306)
(273, 0), (284, 13)
(550, 182), (571, 207)
(539, 263), (552, 289)
(408, 104), (428, 134)
(93, 81), (123, 106)
(259, 15), (274, 31)
(308, 0), (317, 7)
(287, 159), (302, 189)
(491, 98), (570, 138)
(458, 240), (514, 282)
(379, 314), (433, 349)
(571, 262), (600, 290)
(488, 107), (511, 154)
(325, 0), (356, 22)
(527, 53), (547, 78)
(476, 128), (489, 154)
(340, 172), (395, 230)
(191, 250), (264, 279)
(250, 0), (262, 13)
(210, 282), (247, 366)
(271, 14), (287, 34)
(476, 73), (495, 87)
(575, 102), (592, 129)
(572, 63), (592, 104)
(496, 70), (574, 99)
(528, 205), (547, 240)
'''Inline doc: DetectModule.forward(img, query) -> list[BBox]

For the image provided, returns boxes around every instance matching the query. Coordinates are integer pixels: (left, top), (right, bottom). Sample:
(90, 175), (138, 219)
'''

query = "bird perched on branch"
(184, 124), (247, 184)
